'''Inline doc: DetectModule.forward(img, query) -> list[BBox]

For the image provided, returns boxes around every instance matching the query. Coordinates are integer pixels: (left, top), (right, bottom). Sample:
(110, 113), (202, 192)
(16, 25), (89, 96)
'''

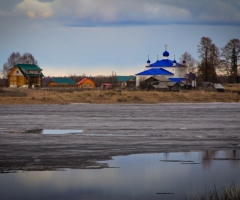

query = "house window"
(89, 84), (92, 88)
(16, 71), (19, 73)
(84, 84), (87, 88)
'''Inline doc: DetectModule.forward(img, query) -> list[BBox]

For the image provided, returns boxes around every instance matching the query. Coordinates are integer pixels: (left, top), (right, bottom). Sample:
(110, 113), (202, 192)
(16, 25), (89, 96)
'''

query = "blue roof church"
(135, 46), (187, 87)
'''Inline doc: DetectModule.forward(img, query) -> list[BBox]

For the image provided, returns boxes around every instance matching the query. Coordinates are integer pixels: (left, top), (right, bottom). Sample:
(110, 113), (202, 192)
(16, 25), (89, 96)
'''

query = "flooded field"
(0, 103), (240, 199)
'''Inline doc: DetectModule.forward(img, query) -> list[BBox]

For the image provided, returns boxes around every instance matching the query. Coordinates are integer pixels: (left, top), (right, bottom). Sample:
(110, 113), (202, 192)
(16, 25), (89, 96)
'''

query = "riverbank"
(0, 87), (239, 104)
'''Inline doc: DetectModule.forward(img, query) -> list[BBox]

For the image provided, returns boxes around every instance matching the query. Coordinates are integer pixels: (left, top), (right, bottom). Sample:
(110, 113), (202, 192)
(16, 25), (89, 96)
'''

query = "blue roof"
(168, 78), (186, 82)
(163, 51), (169, 57)
(147, 59), (151, 63)
(148, 59), (184, 67)
(136, 68), (174, 76)
(187, 72), (196, 79)
(149, 59), (173, 67)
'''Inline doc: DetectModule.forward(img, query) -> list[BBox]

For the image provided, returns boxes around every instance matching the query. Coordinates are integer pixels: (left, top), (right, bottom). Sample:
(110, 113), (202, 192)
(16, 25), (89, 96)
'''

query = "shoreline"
(0, 88), (239, 104)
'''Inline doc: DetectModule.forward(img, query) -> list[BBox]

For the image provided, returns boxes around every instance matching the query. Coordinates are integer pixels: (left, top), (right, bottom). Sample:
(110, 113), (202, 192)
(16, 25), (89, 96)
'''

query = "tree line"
(1, 37), (240, 87)
(180, 37), (240, 84)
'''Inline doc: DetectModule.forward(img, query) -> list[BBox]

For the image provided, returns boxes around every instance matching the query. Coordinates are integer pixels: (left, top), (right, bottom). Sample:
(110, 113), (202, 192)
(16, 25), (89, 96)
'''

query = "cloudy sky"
(0, 0), (240, 77)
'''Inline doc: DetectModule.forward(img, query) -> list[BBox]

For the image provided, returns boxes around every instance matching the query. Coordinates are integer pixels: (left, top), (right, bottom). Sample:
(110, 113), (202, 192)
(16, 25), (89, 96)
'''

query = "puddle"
(1, 150), (240, 200)
(20, 129), (83, 134)
(11, 130), (148, 137)
(81, 133), (147, 137)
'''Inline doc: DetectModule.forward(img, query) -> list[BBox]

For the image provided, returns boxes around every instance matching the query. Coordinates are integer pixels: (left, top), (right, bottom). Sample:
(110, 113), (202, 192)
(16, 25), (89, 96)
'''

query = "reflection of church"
(135, 47), (186, 87)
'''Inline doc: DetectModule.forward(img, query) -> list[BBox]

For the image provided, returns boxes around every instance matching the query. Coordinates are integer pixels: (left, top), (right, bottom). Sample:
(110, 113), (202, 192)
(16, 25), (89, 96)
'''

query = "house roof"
(77, 78), (88, 85)
(136, 68), (174, 76)
(14, 64), (44, 77)
(214, 83), (224, 89)
(102, 83), (113, 86)
(52, 78), (76, 85)
(152, 76), (171, 82)
(187, 72), (196, 79)
(15, 64), (42, 71)
(168, 77), (186, 83)
(116, 76), (135, 82)
(148, 59), (185, 68)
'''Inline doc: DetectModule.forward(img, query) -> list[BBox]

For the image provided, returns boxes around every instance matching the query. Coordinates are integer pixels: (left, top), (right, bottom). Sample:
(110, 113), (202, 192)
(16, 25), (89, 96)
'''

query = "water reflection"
(202, 150), (240, 167)
(0, 150), (240, 200)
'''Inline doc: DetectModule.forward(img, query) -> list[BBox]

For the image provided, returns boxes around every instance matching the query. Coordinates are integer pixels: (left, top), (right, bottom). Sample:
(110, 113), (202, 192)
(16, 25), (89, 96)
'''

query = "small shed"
(214, 83), (224, 92)
(46, 77), (76, 87)
(101, 83), (114, 90)
(77, 78), (96, 89)
(203, 82), (214, 91)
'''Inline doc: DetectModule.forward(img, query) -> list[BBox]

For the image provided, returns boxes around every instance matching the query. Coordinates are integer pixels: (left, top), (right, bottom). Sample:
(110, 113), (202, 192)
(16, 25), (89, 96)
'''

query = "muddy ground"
(1, 132), (240, 173)
(0, 103), (240, 173)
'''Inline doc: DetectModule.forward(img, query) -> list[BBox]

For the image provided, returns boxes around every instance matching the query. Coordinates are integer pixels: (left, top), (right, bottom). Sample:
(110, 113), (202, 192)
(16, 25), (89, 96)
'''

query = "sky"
(0, 0), (240, 77)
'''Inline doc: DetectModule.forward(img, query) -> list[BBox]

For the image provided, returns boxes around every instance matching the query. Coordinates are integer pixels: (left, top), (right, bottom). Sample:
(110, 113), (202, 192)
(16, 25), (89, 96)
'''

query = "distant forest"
(1, 37), (240, 87)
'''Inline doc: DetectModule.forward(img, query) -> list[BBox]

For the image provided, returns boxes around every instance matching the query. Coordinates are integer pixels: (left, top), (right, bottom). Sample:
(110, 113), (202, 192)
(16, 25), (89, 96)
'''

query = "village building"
(140, 76), (180, 91)
(116, 76), (136, 89)
(77, 78), (96, 89)
(8, 64), (44, 88)
(46, 77), (76, 87)
(135, 48), (187, 87)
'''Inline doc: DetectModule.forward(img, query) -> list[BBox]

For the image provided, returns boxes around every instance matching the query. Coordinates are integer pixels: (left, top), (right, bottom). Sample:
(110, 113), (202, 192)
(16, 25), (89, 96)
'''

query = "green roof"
(52, 78), (76, 85)
(15, 64), (42, 71)
(116, 76), (135, 82)
(15, 64), (44, 77)
(27, 74), (44, 77)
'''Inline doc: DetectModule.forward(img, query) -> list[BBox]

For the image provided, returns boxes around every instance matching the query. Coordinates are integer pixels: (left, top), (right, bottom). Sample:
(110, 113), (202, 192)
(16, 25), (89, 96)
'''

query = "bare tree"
(222, 38), (240, 83)
(197, 37), (219, 83)
(1, 52), (38, 78)
(179, 52), (196, 73)
(20, 53), (38, 65)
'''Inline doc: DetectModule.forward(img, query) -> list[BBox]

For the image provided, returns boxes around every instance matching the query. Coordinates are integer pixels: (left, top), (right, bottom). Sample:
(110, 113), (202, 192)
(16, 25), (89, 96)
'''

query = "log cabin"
(8, 64), (44, 88)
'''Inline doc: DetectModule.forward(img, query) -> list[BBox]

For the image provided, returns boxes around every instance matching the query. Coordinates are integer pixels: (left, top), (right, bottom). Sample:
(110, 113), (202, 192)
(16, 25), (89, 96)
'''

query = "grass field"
(0, 86), (239, 104)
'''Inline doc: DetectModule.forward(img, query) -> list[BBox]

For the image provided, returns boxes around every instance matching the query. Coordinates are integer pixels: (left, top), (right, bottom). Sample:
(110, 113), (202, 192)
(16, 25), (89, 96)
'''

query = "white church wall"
(136, 76), (150, 87)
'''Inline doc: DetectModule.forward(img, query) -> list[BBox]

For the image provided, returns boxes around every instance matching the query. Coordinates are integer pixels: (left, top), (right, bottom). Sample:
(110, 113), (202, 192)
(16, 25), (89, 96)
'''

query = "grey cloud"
(12, 0), (240, 26)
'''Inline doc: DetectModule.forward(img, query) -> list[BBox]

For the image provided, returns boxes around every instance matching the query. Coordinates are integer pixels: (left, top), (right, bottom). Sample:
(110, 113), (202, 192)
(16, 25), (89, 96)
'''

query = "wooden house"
(46, 77), (76, 87)
(116, 76), (136, 88)
(8, 64), (44, 88)
(140, 76), (179, 91)
(77, 78), (96, 89)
